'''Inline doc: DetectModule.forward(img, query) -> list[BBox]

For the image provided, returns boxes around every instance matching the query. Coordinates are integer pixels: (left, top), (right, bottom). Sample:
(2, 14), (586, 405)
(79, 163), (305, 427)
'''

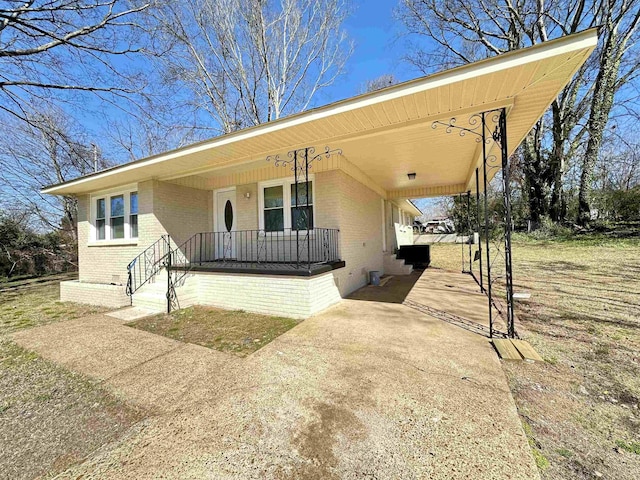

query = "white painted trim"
(89, 185), (138, 243)
(42, 30), (598, 196)
(87, 240), (139, 247)
(257, 175), (316, 231)
(213, 186), (236, 233)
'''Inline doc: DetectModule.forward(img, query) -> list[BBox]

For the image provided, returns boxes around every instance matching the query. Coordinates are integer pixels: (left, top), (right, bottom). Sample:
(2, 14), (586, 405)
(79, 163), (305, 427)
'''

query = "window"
(291, 181), (313, 230)
(259, 177), (315, 232)
(91, 186), (138, 242)
(96, 198), (106, 240)
(263, 185), (284, 232)
(110, 195), (125, 239)
(130, 192), (138, 238)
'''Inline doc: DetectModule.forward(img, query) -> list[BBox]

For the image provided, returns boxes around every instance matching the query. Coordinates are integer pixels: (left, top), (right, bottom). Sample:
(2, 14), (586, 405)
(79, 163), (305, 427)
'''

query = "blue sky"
(71, 0), (435, 162)
(74, 0), (440, 214)
(321, 0), (425, 102)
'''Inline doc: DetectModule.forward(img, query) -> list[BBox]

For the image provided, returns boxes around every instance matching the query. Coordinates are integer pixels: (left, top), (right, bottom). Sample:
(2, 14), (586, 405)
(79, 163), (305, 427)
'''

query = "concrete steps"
(131, 270), (198, 312)
(131, 271), (168, 311)
(384, 253), (413, 275)
(397, 245), (431, 269)
(132, 291), (167, 311)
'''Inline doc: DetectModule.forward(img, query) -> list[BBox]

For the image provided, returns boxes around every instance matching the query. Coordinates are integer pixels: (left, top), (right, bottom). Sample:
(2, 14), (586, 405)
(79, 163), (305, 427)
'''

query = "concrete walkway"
(12, 270), (539, 479)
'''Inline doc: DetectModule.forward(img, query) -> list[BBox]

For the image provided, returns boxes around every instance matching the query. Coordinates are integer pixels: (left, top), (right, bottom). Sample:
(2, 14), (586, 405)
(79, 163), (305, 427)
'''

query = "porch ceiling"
(43, 29), (597, 198)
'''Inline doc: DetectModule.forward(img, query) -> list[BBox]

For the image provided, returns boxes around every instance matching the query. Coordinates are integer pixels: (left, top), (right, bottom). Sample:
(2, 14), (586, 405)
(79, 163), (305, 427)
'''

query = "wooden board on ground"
(379, 276), (394, 287)
(511, 339), (544, 362)
(513, 292), (531, 300)
(493, 339), (523, 360)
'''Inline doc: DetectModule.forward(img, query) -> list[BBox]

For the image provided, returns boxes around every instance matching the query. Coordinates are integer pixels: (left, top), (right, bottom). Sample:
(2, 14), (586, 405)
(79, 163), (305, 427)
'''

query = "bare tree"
(396, 0), (640, 226)
(147, 0), (353, 133)
(0, 0), (150, 124)
(577, 1), (640, 224)
(594, 129), (640, 190)
(362, 74), (399, 93)
(0, 109), (110, 240)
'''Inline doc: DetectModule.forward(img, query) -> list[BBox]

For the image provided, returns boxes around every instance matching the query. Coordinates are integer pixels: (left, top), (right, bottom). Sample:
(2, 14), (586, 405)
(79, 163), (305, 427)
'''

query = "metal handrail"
(169, 228), (340, 272)
(127, 229), (340, 313)
(126, 235), (171, 296)
(163, 228), (340, 314)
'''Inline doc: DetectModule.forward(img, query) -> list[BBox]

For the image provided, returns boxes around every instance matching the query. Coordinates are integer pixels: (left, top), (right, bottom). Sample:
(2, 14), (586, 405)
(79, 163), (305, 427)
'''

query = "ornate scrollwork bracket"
(265, 145), (343, 175)
(431, 114), (486, 143)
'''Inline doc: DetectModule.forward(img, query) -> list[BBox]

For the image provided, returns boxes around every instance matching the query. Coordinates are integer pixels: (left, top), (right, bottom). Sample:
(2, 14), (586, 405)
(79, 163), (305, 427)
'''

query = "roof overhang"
(43, 29), (598, 198)
(403, 199), (422, 217)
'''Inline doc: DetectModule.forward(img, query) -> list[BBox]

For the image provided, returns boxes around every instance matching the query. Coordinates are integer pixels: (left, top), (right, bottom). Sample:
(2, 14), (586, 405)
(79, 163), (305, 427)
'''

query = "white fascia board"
(42, 29), (597, 196)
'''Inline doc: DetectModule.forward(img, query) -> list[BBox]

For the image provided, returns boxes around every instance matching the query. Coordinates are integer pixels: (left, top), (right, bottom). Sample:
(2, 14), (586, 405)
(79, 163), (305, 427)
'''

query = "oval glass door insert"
(224, 200), (233, 232)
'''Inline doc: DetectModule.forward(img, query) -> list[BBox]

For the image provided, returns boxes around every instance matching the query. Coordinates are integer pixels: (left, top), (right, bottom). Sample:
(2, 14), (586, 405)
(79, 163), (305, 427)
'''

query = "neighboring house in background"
(42, 30), (597, 319)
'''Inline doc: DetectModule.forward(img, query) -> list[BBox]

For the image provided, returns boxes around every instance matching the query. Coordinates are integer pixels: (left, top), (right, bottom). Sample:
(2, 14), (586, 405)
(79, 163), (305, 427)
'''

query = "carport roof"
(42, 29), (597, 198)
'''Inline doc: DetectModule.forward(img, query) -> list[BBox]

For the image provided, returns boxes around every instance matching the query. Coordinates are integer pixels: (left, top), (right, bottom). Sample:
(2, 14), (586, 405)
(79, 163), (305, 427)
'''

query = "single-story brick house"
(43, 29), (597, 318)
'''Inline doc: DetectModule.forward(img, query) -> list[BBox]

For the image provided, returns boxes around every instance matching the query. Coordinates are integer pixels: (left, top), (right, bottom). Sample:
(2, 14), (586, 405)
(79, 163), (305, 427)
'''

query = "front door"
(215, 189), (236, 259)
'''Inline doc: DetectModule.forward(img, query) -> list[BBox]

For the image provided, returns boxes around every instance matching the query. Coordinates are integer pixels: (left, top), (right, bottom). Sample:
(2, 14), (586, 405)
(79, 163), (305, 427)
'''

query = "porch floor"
(171, 259), (346, 276)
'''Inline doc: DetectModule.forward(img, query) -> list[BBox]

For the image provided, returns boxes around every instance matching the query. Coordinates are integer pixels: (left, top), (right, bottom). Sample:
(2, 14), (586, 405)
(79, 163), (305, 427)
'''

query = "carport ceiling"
(43, 29), (597, 198)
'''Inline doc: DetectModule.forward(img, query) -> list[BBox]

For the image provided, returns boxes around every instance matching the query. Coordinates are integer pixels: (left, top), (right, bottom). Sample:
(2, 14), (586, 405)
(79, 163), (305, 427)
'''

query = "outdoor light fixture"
(407, 172), (416, 180)
(245, 191), (251, 199)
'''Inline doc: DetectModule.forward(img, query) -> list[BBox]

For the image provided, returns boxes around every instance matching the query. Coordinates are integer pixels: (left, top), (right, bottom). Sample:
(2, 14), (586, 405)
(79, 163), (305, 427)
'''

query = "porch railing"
(126, 235), (171, 295)
(171, 228), (340, 272)
(125, 229), (340, 313)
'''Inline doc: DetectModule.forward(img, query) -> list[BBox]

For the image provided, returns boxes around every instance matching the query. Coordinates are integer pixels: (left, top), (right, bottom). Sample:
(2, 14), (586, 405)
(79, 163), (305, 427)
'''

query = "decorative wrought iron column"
(497, 109), (516, 338)
(433, 108), (516, 339)
(480, 111), (494, 337)
(460, 191), (473, 275)
(475, 167), (484, 293)
(467, 191), (472, 274)
(267, 145), (342, 271)
(460, 193), (466, 273)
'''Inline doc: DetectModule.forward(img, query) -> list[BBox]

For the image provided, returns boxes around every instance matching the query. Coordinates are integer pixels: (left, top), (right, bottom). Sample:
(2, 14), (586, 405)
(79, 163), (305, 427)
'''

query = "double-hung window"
(96, 198), (106, 240)
(92, 186), (139, 242)
(130, 192), (138, 238)
(259, 177), (314, 232)
(110, 195), (125, 239)
(291, 181), (313, 230)
(263, 185), (285, 232)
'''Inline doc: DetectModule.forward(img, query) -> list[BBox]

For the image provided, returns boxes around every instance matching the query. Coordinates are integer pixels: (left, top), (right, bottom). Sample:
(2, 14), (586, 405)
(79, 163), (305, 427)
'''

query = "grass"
(430, 234), (640, 480)
(128, 305), (301, 357)
(615, 440), (640, 455)
(0, 274), (143, 479)
(0, 273), (109, 334)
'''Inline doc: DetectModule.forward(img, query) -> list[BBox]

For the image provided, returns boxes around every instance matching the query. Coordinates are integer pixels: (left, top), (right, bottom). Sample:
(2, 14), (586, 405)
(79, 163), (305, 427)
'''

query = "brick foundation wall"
(196, 271), (341, 319)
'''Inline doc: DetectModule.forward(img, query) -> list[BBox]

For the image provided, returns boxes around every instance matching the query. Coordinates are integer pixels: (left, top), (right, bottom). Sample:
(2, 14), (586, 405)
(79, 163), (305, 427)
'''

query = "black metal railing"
(125, 229), (340, 313)
(171, 228), (340, 272)
(126, 235), (171, 295)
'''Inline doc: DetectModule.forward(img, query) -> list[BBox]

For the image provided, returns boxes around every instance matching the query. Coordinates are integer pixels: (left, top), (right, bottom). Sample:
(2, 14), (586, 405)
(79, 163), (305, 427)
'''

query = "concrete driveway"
(13, 270), (539, 479)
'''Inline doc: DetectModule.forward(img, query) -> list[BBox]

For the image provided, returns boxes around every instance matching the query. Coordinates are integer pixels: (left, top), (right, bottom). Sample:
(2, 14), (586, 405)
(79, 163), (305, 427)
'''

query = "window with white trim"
(130, 192), (138, 238)
(110, 195), (125, 239)
(91, 187), (138, 242)
(259, 177), (315, 232)
(96, 198), (106, 240)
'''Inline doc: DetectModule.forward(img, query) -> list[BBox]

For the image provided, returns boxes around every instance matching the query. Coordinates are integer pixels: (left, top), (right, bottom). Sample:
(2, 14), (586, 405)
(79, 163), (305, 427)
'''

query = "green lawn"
(431, 235), (640, 480)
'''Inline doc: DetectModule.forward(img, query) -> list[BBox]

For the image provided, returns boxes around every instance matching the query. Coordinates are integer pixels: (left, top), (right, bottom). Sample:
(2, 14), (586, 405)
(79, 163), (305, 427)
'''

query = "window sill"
(88, 239), (139, 247)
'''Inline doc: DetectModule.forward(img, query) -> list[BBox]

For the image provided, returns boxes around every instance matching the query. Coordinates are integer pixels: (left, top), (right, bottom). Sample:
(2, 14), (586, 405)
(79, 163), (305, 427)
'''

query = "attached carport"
(44, 29), (598, 337)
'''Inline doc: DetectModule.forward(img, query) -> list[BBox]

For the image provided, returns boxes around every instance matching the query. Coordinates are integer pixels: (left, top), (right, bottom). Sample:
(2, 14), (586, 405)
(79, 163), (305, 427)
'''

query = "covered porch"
(44, 30), (597, 325)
